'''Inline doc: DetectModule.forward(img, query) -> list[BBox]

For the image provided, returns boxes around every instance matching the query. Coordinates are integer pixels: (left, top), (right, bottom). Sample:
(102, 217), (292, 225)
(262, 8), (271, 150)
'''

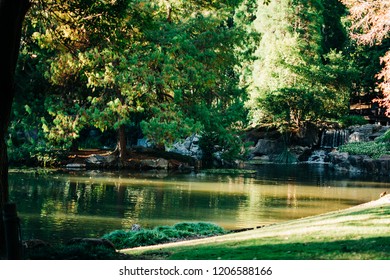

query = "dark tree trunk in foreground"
(0, 0), (31, 257)
(117, 124), (128, 161)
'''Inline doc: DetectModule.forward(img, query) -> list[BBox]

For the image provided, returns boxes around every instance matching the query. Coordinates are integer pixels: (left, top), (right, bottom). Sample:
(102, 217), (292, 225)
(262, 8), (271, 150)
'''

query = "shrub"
(101, 230), (131, 249)
(102, 222), (227, 250)
(338, 115), (368, 127)
(338, 141), (390, 158)
(125, 230), (170, 247)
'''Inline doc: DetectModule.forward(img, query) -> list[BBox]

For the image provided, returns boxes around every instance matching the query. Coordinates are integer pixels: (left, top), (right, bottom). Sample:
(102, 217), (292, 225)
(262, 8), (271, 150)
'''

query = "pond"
(8, 164), (390, 244)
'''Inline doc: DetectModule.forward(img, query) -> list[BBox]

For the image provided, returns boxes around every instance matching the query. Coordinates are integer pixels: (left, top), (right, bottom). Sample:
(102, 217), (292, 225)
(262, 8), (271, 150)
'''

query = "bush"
(338, 115), (368, 127)
(338, 141), (390, 158)
(375, 129), (390, 143)
(102, 222), (227, 250)
(125, 230), (170, 247)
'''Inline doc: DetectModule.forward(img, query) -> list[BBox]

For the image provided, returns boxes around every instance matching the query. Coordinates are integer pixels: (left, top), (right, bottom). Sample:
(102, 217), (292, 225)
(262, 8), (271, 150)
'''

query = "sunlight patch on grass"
(122, 198), (390, 260)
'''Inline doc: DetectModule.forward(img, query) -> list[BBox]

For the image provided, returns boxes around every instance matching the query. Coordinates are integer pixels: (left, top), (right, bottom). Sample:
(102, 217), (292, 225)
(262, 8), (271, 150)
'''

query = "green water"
(8, 164), (390, 244)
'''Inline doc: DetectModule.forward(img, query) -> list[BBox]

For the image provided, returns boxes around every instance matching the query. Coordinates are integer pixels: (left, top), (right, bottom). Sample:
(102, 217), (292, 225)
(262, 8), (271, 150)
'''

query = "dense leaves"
(342, 0), (390, 115)
(245, 0), (356, 129)
(10, 0), (249, 163)
(8, 0), (390, 165)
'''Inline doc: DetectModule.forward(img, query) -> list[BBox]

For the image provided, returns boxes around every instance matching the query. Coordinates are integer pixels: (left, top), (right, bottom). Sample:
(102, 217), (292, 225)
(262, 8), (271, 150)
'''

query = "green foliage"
(102, 222), (227, 250)
(126, 230), (171, 247)
(140, 104), (203, 149)
(245, 0), (356, 130)
(374, 129), (390, 143)
(338, 128), (390, 158)
(348, 41), (390, 106)
(14, 0), (248, 163)
(338, 142), (390, 159)
(338, 115), (368, 128)
(172, 222), (226, 236)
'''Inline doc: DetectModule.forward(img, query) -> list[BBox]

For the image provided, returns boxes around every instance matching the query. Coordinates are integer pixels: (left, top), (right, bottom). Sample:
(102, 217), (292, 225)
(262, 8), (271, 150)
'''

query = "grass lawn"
(121, 195), (390, 260)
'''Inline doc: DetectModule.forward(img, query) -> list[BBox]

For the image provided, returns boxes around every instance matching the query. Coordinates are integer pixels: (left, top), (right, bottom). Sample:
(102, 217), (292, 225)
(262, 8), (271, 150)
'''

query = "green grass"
(122, 196), (390, 260)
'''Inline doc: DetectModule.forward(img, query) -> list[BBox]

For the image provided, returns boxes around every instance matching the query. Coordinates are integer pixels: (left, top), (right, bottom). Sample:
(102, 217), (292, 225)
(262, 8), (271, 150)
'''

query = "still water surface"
(8, 164), (390, 244)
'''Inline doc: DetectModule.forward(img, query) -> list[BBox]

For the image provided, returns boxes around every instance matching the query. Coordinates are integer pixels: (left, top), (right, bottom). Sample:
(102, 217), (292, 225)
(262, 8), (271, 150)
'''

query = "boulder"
(131, 224), (142, 231)
(140, 158), (169, 170)
(291, 122), (320, 147)
(348, 124), (390, 142)
(327, 151), (390, 175)
(252, 139), (284, 156)
(86, 154), (116, 166)
(23, 239), (50, 249)
(168, 134), (203, 160)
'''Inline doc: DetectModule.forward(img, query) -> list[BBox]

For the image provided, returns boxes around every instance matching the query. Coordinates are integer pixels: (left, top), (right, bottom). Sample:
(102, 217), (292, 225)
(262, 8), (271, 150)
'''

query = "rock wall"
(247, 123), (390, 175)
(325, 124), (390, 175)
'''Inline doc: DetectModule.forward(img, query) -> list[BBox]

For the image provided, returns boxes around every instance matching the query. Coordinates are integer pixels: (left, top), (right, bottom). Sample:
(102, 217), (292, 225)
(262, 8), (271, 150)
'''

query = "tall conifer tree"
(246, 0), (354, 129)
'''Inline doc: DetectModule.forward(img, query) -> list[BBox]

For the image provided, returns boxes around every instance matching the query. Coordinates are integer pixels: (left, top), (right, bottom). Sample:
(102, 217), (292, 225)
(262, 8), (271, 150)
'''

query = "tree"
(245, 0), (355, 130)
(0, 0), (31, 257)
(342, 0), (390, 115)
(27, 0), (248, 162)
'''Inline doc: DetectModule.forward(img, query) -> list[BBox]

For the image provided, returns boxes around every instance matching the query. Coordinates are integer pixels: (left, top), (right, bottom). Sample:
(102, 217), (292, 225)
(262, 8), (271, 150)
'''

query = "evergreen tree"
(15, 0), (248, 162)
(245, 0), (355, 129)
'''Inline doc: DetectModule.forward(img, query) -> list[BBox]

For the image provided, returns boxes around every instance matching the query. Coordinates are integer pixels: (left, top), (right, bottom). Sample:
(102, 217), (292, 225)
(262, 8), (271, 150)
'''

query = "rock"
(289, 146), (312, 161)
(329, 151), (349, 165)
(327, 151), (390, 175)
(137, 138), (153, 148)
(66, 163), (86, 169)
(23, 239), (50, 249)
(86, 154), (116, 166)
(348, 131), (365, 143)
(252, 139), (284, 156)
(348, 124), (389, 142)
(131, 224), (142, 231)
(291, 122), (320, 147)
(168, 134), (203, 160)
(140, 158), (169, 170)
(86, 155), (106, 164)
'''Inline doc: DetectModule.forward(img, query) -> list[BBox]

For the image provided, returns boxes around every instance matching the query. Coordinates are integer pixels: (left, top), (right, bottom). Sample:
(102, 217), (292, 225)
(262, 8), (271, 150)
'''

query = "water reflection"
(8, 165), (390, 244)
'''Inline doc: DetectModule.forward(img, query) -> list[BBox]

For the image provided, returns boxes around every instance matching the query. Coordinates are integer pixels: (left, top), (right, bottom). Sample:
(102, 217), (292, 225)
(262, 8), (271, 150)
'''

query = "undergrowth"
(338, 129), (390, 159)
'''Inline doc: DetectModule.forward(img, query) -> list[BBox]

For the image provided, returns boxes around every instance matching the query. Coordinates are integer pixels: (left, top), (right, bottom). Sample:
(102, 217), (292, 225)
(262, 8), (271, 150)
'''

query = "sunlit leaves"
(15, 0), (250, 160)
(245, 0), (354, 129)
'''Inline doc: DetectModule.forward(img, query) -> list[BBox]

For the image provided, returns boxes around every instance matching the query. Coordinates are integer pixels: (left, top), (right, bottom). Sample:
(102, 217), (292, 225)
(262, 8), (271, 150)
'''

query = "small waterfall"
(320, 129), (349, 149)
(307, 150), (327, 163)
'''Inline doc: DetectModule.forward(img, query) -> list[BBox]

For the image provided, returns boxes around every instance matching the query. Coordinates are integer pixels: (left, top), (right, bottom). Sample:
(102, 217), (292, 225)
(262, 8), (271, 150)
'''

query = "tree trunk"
(0, 0), (31, 257)
(117, 124), (127, 161)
